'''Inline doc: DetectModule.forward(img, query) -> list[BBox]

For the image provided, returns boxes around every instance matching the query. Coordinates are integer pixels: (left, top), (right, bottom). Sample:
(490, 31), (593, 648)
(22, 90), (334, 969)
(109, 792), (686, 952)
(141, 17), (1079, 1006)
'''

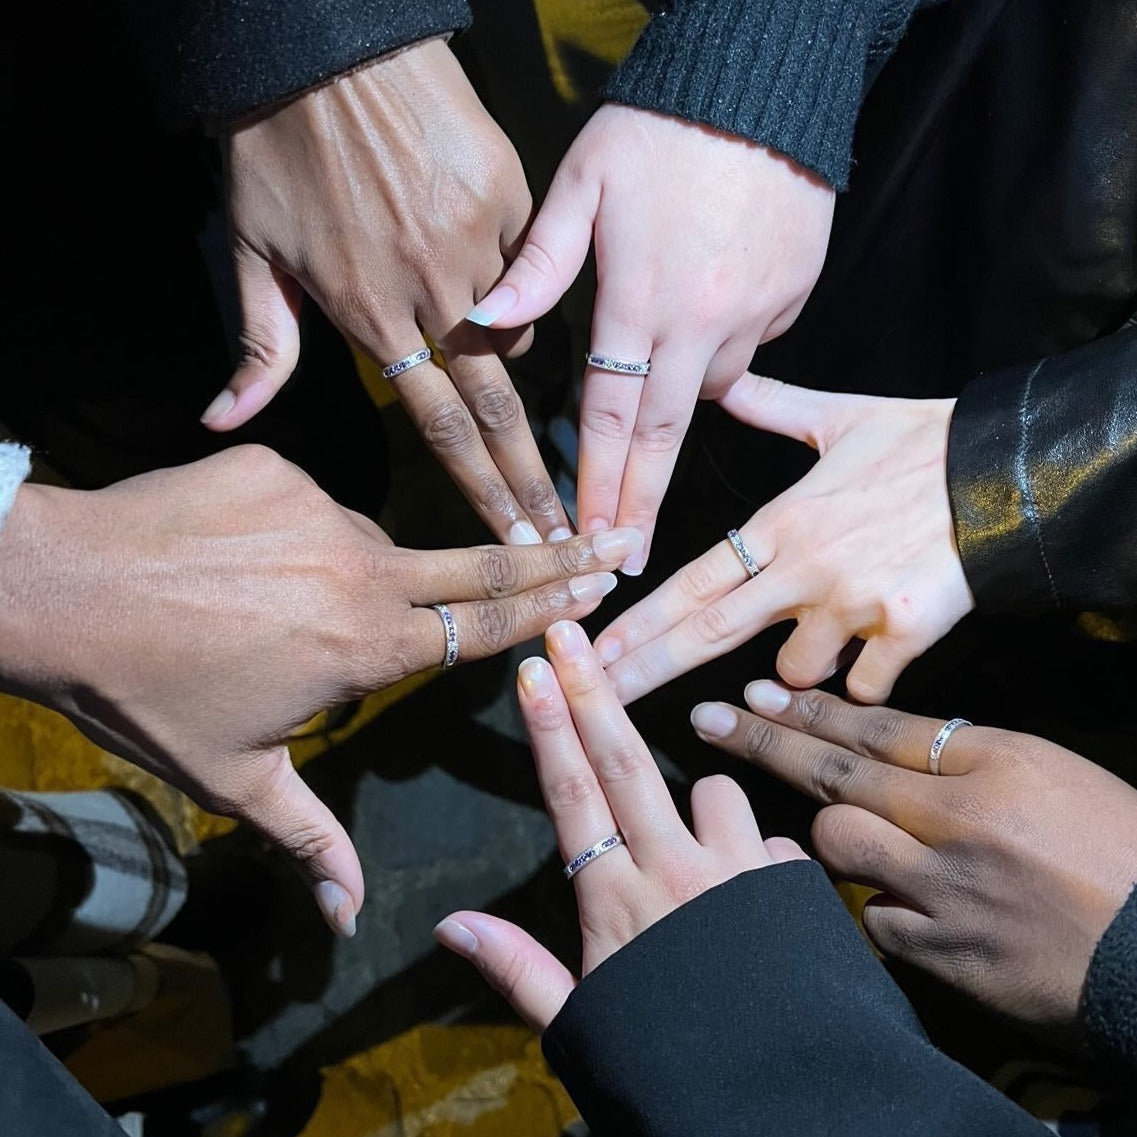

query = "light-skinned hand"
(469, 105), (835, 571)
(206, 39), (572, 545)
(0, 449), (643, 937)
(597, 374), (973, 705)
(433, 621), (806, 1030)
(692, 685), (1137, 1034)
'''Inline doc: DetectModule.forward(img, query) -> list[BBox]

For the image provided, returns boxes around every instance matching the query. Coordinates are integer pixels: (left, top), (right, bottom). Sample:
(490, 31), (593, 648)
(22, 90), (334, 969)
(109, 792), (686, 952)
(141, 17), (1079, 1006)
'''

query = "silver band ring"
(382, 347), (433, 380)
(727, 529), (761, 579)
(928, 717), (971, 775)
(564, 833), (624, 879)
(585, 352), (651, 377)
(432, 603), (459, 671)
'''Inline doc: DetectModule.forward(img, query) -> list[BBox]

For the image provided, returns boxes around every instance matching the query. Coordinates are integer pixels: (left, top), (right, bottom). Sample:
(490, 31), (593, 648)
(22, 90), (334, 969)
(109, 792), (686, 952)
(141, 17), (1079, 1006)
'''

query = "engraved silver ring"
(432, 603), (460, 671)
(585, 352), (651, 377)
(928, 718), (971, 775)
(564, 833), (625, 879)
(382, 347), (433, 380)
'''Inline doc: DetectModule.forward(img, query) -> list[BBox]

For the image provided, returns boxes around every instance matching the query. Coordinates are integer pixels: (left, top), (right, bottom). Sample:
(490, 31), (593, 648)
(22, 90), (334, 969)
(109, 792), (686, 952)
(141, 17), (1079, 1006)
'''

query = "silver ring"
(564, 833), (624, 879)
(382, 347), (433, 380)
(432, 603), (459, 671)
(726, 529), (761, 579)
(585, 352), (651, 377)
(928, 718), (971, 775)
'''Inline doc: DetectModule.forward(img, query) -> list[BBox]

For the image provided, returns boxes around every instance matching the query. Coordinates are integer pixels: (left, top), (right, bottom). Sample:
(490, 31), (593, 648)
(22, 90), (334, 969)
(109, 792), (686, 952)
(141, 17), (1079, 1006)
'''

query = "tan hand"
(691, 685), (1137, 1033)
(208, 40), (571, 544)
(0, 448), (642, 935)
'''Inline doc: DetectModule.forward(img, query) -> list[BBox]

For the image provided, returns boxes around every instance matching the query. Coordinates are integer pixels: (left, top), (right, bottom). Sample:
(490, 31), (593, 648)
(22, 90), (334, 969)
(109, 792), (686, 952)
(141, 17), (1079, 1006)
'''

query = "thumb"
(717, 372), (846, 451)
(434, 911), (576, 1033)
(201, 243), (303, 430)
(236, 746), (364, 938)
(466, 170), (599, 330)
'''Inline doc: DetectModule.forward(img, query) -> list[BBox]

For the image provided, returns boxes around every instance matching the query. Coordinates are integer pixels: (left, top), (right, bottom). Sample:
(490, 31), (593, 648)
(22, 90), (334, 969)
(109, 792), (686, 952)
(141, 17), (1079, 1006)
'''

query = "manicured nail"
(570, 572), (618, 603)
(200, 389), (236, 424)
(549, 527), (574, 543)
(315, 880), (357, 938)
(745, 680), (792, 715)
(508, 520), (541, 545)
(596, 637), (623, 666)
(547, 620), (588, 659)
(620, 550), (647, 577)
(691, 702), (738, 739)
(466, 285), (519, 327)
(518, 656), (555, 698)
(434, 918), (479, 957)
(592, 528), (644, 563)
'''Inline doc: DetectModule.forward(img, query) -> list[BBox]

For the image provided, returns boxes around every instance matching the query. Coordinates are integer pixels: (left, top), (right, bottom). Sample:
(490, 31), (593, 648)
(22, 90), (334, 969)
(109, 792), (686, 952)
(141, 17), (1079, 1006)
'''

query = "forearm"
(605, 0), (929, 189)
(113, 0), (473, 126)
(946, 324), (1137, 614)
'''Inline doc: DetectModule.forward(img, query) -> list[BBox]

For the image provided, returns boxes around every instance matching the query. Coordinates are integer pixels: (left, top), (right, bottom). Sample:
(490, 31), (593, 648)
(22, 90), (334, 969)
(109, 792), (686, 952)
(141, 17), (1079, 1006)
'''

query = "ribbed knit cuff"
(1081, 885), (1137, 1072)
(605, 0), (889, 190)
(0, 443), (31, 535)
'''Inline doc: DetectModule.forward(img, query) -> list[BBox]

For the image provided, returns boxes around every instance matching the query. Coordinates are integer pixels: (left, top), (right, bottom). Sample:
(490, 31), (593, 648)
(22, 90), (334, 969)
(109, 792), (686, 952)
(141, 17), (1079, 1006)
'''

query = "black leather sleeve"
(115, 0), (473, 126)
(946, 324), (1137, 614)
(542, 861), (1047, 1137)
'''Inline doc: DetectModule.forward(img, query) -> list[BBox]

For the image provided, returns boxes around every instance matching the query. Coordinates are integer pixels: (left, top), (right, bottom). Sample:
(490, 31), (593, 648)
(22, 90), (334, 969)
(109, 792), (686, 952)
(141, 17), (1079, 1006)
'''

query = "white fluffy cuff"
(0, 442), (32, 534)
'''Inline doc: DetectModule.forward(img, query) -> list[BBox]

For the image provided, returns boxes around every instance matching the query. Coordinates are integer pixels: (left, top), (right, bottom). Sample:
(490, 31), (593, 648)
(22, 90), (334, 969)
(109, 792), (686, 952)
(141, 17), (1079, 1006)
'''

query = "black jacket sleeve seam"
(1015, 357), (1061, 607)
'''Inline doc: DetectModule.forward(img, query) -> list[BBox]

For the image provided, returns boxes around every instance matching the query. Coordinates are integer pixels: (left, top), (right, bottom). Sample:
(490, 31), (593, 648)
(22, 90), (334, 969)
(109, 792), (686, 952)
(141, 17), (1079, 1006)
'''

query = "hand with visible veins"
(0, 448), (642, 937)
(468, 105), (834, 570)
(206, 38), (571, 546)
(433, 621), (806, 1029)
(596, 374), (972, 705)
(692, 685), (1137, 1035)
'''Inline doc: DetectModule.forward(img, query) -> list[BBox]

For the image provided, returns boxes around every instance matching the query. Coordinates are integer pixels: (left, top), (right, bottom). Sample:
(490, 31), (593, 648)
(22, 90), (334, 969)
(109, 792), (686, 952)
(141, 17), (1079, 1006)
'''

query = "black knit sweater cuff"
(604, 0), (887, 190)
(1081, 884), (1137, 1072)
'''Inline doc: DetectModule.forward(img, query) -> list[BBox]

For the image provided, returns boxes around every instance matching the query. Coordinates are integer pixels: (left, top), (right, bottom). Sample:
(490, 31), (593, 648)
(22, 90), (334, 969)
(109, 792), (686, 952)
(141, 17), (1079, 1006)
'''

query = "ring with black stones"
(726, 528), (762, 579)
(382, 347), (433, 380)
(432, 603), (460, 671)
(928, 717), (971, 775)
(585, 352), (651, 377)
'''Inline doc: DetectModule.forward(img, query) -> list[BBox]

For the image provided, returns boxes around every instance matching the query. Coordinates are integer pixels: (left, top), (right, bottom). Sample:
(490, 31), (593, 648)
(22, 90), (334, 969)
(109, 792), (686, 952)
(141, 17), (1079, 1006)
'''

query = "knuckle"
(544, 773), (596, 811)
(472, 599), (516, 653)
(580, 404), (633, 443)
(519, 475), (559, 519)
(631, 419), (685, 454)
(471, 385), (523, 434)
(515, 239), (559, 284)
(551, 538), (594, 576)
(473, 477), (516, 520)
(689, 604), (732, 645)
(856, 711), (907, 762)
(476, 548), (521, 597)
(422, 402), (477, 454)
(490, 948), (538, 1004)
(809, 748), (863, 806)
(742, 717), (778, 761)
(793, 689), (831, 734)
(677, 558), (722, 605)
(595, 741), (644, 782)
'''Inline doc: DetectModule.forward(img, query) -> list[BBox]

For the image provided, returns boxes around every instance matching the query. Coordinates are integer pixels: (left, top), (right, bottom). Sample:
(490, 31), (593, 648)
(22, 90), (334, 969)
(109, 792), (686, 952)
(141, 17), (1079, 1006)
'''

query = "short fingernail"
(547, 620), (588, 659)
(595, 636), (623, 665)
(745, 680), (792, 715)
(315, 880), (357, 939)
(691, 702), (738, 739)
(200, 389), (236, 424)
(548, 526), (574, 543)
(518, 656), (555, 698)
(508, 520), (542, 546)
(434, 918), (479, 957)
(570, 572), (618, 603)
(592, 528), (644, 563)
(621, 550), (647, 577)
(466, 284), (519, 327)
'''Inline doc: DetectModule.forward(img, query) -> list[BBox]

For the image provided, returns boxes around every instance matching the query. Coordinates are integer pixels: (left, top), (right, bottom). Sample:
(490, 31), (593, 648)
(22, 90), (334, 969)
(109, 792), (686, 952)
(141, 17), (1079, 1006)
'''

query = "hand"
(596, 374), (973, 705)
(469, 105), (835, 569)
(432, 621), (806, 1030)
(206, 40), (573, 545)
(0, 448), (643, 936)
(691, 685), (1137, 1032)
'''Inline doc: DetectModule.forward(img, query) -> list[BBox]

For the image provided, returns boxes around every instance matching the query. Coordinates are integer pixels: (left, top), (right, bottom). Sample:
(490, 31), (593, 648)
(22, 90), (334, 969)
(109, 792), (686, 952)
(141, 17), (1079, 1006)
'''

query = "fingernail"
(691, 702), (738, 739)
(596, 637), (623, 665)
(315, 881), (357, 939)
(508, 520), (542, 545)
(621, 550), (647, 577)
(547, 620), (588, 659)
(549, 527), (574, 543)
(570, 572), (618, 603)
(518, 656), (555, 698)
(466, 285), (519, 327)
(200, 389), (236, 424)
(434, 918), (479, 957)
(745, 680), (792, 715)
(592, 528), (644, 563)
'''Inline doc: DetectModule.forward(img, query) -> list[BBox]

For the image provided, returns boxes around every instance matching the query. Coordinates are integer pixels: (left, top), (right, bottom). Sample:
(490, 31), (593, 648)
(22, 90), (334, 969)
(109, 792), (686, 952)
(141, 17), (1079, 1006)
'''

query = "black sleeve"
(946, 323), (1137, 615)
(1081, 883), (1137, 1072)
(603, 0), (929, 190)
(542, 861), (1047, 1137)
(0, 1001), (123, 1137)
(115, 0), (473, 127)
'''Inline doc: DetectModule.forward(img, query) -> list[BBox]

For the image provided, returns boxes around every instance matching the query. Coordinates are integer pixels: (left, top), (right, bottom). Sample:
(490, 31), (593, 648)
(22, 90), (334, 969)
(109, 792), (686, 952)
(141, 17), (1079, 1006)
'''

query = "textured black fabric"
(0, 1000), (122, 1137)
(946, 324), (1137, 614)
(116, 0), (472, 125)
(1083, 884), (1137, 1071)
(543, 861), (1047, 1136)
(605, 0), (926, 190)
